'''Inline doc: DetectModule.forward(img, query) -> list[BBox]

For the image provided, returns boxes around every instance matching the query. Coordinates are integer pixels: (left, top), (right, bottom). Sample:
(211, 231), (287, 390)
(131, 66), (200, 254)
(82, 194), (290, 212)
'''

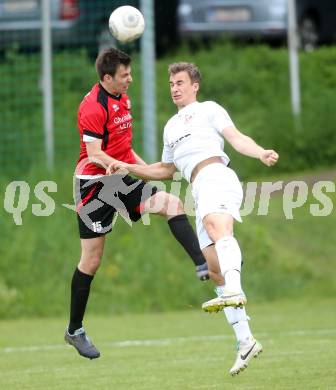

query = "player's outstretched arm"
(86, 139), (120, 168)
(107, 161), (176, 180)
(222, 126), (279, 166)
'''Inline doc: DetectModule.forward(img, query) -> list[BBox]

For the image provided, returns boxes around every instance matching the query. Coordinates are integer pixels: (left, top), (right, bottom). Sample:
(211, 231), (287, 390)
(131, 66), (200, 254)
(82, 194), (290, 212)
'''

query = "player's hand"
(106, 161), (130, 175)
(260, 150), (279, 167)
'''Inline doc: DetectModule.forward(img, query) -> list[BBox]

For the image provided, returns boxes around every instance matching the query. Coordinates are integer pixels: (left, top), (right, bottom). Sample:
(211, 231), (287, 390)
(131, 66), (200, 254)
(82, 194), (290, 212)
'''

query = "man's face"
(105, 64), (132, 95)
(169, 71), (199, 109)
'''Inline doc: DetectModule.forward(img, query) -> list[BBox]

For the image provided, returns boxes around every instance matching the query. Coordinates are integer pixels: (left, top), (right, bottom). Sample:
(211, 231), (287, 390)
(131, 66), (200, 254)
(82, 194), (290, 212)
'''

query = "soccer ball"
(108, 6), (145, 43)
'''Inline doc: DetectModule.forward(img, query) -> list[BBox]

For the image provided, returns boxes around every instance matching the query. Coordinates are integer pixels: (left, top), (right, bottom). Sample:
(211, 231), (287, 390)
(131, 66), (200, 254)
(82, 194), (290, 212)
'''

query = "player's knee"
(154, 193), (183, 216)
(203, 217), (232, 240)
(147, 192), (181, 216)
(79, 253), (102, 274)
(203, 219), (218, 239)
(90, 256), (102, 273)
(166, 194), (184, 216)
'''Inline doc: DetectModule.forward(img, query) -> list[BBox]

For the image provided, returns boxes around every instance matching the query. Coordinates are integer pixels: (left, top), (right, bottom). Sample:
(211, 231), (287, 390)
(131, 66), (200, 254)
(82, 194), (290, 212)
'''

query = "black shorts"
(76, 174), (158, 239)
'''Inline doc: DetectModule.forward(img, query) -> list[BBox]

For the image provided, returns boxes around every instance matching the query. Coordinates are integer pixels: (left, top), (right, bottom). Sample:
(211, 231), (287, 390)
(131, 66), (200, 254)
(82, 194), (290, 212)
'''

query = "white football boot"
(229, 337), (263, 376)
(202, 291), (247, 313)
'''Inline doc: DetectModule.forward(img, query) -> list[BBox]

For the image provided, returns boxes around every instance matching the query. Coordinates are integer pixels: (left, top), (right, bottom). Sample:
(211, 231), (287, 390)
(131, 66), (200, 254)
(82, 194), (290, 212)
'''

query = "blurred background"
(0, 0), (335, 319)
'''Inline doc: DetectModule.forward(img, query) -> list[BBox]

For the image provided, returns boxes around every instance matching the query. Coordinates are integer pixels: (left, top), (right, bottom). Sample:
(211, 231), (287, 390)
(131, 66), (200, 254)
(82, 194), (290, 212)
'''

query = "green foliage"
(1, 44), (336, 176)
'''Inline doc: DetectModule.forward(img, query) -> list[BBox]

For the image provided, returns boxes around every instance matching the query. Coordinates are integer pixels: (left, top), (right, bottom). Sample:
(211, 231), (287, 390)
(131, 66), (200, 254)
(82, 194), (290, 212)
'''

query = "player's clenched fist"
(260, 150), (279, 167)
(106, 161), (130, 175)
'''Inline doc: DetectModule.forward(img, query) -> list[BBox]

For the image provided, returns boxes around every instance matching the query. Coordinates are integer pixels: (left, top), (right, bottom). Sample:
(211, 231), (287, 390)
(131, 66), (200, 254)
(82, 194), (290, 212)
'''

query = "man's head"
(168, 62), (201, 109)
(95, 48), (132, 95)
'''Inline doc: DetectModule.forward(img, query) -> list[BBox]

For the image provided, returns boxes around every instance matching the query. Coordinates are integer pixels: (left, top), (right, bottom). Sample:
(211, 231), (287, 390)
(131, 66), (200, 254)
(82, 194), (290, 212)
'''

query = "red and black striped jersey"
(76, 83), (136, 176)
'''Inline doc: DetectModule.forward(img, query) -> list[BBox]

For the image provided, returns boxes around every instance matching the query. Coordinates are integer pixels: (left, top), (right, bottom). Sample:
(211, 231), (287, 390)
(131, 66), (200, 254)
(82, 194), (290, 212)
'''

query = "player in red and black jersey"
(76, 79), (136, 177)
(65, 48), (210, 360)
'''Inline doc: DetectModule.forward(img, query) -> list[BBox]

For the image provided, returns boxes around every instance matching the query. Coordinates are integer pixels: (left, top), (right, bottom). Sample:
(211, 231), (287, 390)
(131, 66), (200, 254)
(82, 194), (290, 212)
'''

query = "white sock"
(225, 270), (241, 292)
(224, 306), (253, 342)
(215, 236), (242, 292)
(215, 286), (253, 342)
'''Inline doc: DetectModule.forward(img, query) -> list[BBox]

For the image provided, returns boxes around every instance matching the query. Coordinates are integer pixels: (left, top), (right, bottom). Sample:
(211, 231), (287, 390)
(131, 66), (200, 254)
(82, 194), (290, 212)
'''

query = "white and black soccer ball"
(108, 6), (145, 43)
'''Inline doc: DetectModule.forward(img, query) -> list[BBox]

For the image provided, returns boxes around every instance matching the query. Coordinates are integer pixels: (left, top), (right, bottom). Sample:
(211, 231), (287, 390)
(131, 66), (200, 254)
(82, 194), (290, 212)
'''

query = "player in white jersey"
(108, 62), (278, 375)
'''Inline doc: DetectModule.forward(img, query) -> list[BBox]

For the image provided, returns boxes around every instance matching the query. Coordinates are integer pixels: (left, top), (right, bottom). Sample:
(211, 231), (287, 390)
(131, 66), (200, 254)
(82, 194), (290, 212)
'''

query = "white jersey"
(161, 101), (234, 182)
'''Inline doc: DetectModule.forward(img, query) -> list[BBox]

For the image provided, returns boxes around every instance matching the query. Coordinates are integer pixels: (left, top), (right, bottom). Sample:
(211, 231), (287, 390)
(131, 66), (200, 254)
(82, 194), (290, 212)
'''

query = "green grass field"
(0, 298), (335, 389)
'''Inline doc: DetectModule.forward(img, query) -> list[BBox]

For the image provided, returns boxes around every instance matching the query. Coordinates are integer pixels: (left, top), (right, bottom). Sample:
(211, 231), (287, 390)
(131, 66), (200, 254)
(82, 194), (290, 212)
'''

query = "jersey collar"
(98, 83), (122, 101)
(178, 101), (199, 115)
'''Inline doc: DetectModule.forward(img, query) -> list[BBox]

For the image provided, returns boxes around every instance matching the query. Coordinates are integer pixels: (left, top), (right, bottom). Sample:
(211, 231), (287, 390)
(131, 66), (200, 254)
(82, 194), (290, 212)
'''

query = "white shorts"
(191, 163), (243, 250)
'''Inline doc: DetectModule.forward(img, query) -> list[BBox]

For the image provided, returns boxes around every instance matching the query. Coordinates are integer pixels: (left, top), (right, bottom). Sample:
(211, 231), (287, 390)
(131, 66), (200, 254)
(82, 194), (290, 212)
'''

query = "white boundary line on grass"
(2, 328), (335, 354)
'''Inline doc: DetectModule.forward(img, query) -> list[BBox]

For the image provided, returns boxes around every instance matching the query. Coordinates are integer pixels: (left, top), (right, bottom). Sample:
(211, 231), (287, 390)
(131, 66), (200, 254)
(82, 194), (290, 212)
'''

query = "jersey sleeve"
(207, 101), (235, 134)
(79, 103), (107, 142)
(161, 129), (174, 163)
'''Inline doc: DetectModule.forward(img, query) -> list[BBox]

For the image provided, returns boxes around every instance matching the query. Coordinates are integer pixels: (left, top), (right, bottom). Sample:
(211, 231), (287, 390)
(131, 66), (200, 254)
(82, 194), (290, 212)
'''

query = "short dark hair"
(95, 48), (131, 80)
(168, 62), (201, 84)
